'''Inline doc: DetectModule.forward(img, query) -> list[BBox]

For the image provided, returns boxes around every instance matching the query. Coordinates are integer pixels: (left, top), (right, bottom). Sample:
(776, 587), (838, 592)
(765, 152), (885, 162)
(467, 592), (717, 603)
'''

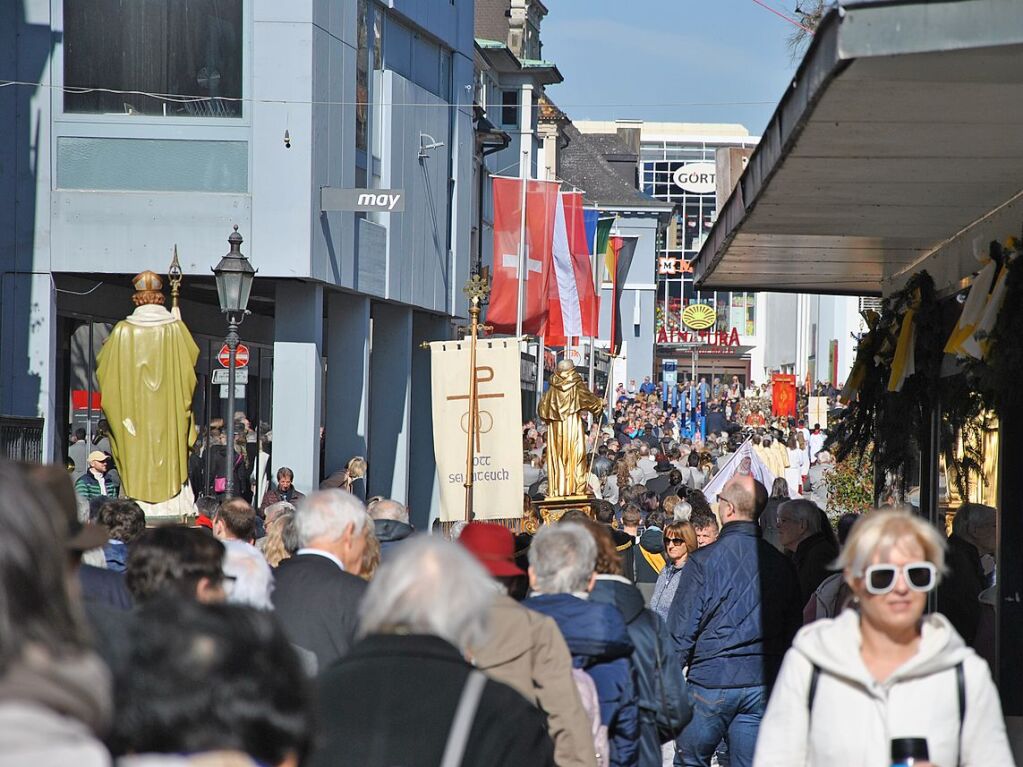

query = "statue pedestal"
(536, 495), (597, 526)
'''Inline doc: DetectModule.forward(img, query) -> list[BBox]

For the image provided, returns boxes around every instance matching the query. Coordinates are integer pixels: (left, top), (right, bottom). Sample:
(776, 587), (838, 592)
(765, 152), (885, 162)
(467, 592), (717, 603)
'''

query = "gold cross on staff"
(447, 365), (504, 452)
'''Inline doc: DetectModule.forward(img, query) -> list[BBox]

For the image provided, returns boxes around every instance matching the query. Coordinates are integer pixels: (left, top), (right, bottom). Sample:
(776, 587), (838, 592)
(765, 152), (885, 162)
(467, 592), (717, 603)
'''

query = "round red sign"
(218, 343), (249, 368)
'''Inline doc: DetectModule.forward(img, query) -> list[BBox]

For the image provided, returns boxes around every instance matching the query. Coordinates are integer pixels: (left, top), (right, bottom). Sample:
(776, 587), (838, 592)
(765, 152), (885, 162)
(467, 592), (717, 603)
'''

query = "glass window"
(63, 0), (243, 117)
(356, 0), (369, 153)
(501, 90), (519, 127)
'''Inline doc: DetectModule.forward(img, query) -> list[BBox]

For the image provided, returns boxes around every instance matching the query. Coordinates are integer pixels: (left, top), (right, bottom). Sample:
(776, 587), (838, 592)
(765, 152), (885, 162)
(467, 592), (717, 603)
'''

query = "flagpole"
(514, 83), (533, 340)
(588, 214), (599, 394)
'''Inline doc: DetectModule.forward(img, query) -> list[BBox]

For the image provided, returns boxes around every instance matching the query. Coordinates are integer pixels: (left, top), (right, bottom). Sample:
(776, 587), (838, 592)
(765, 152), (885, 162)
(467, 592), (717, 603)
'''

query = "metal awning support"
(693, 0), (1023, 298)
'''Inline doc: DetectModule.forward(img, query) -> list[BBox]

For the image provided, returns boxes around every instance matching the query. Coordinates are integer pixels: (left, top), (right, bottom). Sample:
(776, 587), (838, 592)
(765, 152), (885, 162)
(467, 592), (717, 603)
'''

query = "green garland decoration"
(828, 272), (942, 479)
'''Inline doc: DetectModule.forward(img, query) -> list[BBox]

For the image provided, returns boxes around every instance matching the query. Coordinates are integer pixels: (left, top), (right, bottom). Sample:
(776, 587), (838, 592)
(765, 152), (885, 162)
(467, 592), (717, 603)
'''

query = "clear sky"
(540, 0), (808, 136)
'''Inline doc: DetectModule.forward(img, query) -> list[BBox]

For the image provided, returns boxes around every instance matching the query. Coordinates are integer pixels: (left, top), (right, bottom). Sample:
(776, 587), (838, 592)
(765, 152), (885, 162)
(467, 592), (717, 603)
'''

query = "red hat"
(195, 514), (214, 530)
(458, 522), (525, 578)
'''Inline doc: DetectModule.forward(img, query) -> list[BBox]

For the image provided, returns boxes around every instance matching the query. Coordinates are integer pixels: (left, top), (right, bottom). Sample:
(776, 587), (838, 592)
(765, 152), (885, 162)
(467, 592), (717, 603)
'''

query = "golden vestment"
(96, 304), (199, 504)
(538, 366), (603, 497)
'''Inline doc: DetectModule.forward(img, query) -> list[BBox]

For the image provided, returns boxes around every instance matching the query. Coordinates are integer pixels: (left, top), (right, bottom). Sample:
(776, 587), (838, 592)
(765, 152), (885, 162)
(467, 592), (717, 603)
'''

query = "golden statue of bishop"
(96, 271), (199, 517)
(538, 360), (604, 498)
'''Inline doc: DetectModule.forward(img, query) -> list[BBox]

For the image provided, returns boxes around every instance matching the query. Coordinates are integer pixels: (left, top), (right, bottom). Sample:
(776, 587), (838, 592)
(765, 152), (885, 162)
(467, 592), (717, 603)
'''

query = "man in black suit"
(271, 489), (370, 670)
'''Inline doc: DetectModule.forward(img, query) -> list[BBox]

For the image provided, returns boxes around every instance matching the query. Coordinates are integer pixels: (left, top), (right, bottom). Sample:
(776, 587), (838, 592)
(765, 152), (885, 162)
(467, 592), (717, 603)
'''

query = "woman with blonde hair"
(649, 521), (697, 622)
(754, 510), (1013, 766)
(343, 456), (367, 501)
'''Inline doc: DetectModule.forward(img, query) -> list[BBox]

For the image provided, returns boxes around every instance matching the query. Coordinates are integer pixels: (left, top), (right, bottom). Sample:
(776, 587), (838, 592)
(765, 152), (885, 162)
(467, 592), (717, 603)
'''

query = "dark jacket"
(78, 563), (132, 611)
(271, 552), (367, 670)
(633, 529), (665, 584)
(258, 485), (305, 513)
(525, 592), (639, 767)
(937, 533), (986, 645)
(374, 518), (414, 556)
(609, 528), (637, 584)
(705, 411), (725, 435)
(590, 576), (691, 767)
(792, 530), (840, 605)
(307, 633), (555, 767)
(73, 471), (118, 501)
(668, 520), (801, 690)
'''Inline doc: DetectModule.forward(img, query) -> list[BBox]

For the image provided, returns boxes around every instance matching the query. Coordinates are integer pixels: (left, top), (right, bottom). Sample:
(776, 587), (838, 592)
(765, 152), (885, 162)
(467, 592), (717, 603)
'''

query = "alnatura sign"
(320, 187), (405, 212)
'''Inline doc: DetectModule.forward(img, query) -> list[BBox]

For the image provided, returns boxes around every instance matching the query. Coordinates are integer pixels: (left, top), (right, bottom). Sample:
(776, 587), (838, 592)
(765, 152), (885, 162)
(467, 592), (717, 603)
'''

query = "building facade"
(1, 0), (477, 527)
(576, 121), (764, 388)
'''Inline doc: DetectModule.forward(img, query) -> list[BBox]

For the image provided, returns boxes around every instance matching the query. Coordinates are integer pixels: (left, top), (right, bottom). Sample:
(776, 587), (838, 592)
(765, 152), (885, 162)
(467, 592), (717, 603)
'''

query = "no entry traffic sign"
(218, 343), (249, 368)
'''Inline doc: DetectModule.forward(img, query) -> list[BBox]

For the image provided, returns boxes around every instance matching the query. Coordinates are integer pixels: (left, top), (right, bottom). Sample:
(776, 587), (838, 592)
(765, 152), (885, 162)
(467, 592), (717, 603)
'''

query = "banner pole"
(461, 275), (491, 522)
(588, 354), (618, 478)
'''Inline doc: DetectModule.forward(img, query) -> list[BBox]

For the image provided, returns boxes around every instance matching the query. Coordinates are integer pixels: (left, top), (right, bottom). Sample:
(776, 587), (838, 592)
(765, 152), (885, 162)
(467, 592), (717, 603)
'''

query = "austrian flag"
(545, 191), (599, 345)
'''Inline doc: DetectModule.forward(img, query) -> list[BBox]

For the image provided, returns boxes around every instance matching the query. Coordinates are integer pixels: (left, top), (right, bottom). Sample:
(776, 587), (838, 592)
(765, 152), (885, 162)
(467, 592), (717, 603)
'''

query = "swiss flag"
(545, 191), (599, 345)
(487, 177), (561, 335)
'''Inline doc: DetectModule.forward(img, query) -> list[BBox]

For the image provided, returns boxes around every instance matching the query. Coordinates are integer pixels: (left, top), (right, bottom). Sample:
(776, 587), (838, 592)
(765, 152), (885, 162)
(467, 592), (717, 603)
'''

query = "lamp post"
(211, 225), (256, 499)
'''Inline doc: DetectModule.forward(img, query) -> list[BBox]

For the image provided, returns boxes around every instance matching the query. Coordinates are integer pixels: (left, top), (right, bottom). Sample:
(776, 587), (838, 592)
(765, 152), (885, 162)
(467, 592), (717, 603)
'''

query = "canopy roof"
(693, 0), (1023, 297)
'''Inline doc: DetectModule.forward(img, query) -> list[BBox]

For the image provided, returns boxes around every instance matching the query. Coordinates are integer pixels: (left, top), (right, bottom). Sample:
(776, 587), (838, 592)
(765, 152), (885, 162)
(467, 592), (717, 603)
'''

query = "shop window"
(63, 0), (244, 117)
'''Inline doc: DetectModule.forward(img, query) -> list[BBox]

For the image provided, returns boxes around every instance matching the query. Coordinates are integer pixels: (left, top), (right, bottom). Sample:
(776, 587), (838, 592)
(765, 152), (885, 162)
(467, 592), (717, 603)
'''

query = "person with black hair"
(112, 600), (311, 767)
(97, 498), (146, 573)
(126, 527), (228, 605)
(0, 462), (112, 766)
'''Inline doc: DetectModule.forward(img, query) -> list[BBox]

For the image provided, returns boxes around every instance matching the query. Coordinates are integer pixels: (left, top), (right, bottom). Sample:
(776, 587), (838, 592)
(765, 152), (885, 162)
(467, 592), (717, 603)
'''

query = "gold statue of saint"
(96, 271), (199, 516)
(538, 360), (604, 498)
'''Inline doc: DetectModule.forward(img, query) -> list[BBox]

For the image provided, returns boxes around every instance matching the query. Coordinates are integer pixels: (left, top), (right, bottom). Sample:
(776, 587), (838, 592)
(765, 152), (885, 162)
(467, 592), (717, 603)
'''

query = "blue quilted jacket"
(526, 592), (639, 767)
(667, 520), (802, 690)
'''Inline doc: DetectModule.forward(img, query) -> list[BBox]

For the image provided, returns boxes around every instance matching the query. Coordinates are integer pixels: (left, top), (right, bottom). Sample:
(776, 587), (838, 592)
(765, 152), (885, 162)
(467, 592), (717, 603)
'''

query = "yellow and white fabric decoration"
(944, 259), (997, 355)
(962, 257), (1013, 360)
(887, 290), (919, 392)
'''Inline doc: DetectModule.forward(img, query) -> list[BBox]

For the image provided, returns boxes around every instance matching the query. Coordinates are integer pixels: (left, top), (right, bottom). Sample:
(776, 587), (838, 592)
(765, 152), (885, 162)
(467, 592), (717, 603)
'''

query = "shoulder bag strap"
(440, 670), (487, 767)
(807, 664), (821, 716)
(956, 661), (966, 766)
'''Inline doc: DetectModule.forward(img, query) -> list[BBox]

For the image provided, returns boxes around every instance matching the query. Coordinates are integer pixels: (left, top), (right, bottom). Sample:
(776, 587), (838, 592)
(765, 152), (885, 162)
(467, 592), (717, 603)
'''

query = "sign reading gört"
(672, 162), (716, 195)
(320, 187), (405, 212)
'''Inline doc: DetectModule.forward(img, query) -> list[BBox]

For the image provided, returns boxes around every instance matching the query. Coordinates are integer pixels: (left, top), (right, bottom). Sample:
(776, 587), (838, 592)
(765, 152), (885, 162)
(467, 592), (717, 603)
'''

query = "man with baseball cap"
(74, 450), (120, 501)
(459, 523), (597, 767)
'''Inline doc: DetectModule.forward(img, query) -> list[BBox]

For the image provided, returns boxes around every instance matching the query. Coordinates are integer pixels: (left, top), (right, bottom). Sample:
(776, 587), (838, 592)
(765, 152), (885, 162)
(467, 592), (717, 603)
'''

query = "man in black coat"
(308, 536), (554, 767)
(776, 498), (839, 605)
(937, 503), (996, 646)
(271, 489), (370, 670)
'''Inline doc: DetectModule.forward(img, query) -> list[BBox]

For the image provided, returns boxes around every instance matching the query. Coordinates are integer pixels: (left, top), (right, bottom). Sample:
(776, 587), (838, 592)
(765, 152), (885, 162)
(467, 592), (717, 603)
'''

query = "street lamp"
(211, 225), (256, 498)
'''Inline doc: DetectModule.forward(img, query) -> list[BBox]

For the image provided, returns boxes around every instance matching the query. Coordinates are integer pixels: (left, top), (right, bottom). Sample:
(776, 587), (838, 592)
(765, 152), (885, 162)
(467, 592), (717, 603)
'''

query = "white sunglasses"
(861, 562), (937, 595)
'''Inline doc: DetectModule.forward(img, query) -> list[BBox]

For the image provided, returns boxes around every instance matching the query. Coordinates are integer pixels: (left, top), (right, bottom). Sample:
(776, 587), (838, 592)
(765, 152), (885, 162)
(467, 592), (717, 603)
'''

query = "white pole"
(514, 83), (534, 340)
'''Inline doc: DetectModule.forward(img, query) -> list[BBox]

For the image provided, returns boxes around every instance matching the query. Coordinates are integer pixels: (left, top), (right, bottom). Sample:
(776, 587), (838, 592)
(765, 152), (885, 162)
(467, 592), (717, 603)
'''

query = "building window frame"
(52, 0), (253, 129)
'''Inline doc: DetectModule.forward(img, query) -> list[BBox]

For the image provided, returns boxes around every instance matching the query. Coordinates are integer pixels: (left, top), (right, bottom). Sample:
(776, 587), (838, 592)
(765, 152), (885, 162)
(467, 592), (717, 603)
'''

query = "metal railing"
(0, 416), (45, 463)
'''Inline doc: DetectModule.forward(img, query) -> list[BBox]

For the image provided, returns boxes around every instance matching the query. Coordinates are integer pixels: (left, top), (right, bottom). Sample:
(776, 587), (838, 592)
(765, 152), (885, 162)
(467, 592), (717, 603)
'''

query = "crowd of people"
(5, 382), (1014, 767)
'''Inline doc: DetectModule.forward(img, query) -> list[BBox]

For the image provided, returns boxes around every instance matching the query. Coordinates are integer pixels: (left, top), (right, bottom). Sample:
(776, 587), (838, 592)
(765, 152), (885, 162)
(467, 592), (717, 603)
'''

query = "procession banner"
(808, 396), (829, 429)
(771, 373), (797, 418)
(701, 437), (776, 505)
(429, 338), (524, 522)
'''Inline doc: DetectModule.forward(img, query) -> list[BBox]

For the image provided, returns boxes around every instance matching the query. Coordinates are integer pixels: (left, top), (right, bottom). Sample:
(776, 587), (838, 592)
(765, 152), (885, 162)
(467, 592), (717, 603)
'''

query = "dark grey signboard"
(320, 187), (405, 212)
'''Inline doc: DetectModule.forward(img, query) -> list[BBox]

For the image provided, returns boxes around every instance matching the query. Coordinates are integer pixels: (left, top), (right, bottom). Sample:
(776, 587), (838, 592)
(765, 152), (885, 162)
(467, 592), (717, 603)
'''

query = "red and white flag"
(487, 177), (561, 335)
(545, 191), (599, 345)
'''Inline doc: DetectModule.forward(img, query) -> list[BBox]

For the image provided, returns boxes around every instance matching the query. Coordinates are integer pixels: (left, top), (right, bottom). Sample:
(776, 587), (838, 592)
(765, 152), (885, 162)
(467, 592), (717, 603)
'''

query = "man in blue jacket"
(526, 523), (640, 767)
(667, 473), (801, 767)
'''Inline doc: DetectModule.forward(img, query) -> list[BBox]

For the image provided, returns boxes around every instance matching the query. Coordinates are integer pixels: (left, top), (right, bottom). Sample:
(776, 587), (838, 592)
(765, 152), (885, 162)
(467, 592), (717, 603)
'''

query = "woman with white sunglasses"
(753, 510), (1013, 766)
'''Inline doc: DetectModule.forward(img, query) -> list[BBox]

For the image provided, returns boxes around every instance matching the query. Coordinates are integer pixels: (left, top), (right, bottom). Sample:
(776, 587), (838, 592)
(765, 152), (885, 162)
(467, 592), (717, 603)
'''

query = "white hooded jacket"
(753, 609), (1014, 767)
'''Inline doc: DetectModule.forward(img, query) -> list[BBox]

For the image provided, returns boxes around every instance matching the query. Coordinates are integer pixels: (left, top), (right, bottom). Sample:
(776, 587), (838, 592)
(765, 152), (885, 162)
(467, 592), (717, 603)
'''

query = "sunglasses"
(861, 562), (936, 595)
(665, 537), (687, 546)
